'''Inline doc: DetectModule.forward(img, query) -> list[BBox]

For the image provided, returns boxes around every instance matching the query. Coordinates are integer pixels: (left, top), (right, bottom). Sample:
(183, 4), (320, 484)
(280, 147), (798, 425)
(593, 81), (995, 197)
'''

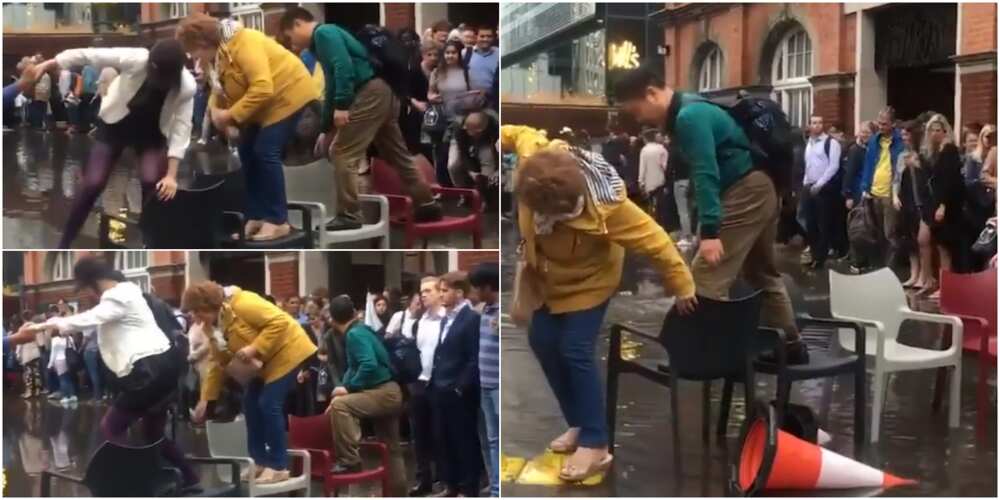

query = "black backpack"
(711, 96), (795, 194)
(355, 24), (410, 100)
(382, 334), (422, 385)
(143, 293), (188, 368)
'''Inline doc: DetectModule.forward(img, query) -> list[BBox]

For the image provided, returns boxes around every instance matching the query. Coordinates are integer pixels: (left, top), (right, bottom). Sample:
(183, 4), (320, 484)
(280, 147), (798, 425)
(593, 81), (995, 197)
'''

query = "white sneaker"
(59, 397), (71, 405)
(67, 396), (78, 404)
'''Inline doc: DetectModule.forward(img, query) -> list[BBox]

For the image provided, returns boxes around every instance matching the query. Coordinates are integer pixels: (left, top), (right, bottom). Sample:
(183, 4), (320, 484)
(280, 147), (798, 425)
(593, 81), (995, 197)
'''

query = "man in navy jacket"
(429, 272), (482, 497)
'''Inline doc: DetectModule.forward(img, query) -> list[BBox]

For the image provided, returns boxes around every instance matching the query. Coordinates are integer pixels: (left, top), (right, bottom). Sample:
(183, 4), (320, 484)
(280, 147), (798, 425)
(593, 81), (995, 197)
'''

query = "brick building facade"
(658, 2), (997, 135)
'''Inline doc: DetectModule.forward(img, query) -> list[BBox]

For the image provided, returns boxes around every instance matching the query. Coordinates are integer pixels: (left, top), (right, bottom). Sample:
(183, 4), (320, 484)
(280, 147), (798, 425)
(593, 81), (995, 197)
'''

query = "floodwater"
(2, 129), (498, 249)
(500, 219), (997, 497)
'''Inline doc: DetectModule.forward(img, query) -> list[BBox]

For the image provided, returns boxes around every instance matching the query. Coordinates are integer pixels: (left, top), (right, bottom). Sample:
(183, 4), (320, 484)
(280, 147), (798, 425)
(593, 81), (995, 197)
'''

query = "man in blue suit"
(429, 271), (482, 497)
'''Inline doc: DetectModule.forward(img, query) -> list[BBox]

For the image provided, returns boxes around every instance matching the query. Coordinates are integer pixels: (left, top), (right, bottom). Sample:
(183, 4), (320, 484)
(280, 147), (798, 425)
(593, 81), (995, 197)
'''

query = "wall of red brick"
(961, 70), (998, 130)
(269, 260), (299, 301)
(813, 86), (854, 133)
(385, 4), (415, 31)
(150, 268), (186, 307)
(841, 13), (856, 74)
(960, 3), (998, 55)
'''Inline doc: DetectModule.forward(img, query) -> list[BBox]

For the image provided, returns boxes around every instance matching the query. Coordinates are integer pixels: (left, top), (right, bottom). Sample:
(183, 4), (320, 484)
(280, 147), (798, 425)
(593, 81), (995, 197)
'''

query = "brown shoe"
(250, 222), (291, 241)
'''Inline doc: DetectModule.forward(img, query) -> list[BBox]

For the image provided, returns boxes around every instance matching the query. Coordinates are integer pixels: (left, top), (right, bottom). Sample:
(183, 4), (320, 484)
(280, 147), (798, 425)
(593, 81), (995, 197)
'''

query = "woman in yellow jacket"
(183, 281), (317, 485)
(503, 125), (696, 481)
(177, 13), (319, 241)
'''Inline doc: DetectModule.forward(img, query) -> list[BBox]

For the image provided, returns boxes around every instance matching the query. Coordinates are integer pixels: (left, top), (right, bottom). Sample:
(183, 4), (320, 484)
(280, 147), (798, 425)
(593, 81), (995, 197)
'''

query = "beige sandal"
(255, 468), (290, 484)
(240, 464), (265, 482)
(549, 428), (580, 454)
(250, 222), (291, 241)
(559, 453), (613, 483)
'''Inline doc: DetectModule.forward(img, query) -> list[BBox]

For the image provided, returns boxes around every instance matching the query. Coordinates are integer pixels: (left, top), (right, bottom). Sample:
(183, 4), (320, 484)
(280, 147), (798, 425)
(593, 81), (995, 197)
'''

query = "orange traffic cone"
(733, 402), (915, 495)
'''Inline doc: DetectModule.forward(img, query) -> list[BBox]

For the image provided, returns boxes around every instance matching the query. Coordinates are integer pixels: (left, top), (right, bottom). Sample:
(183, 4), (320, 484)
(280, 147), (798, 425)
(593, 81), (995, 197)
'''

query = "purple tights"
(101, 404), (199, 487)
(59, 140), (167, 248)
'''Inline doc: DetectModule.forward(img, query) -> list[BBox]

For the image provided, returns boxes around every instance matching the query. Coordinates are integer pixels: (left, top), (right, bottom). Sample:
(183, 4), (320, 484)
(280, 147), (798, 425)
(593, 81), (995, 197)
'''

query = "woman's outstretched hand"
(156, 175), (178, 201)
(674, 295), (699, 315)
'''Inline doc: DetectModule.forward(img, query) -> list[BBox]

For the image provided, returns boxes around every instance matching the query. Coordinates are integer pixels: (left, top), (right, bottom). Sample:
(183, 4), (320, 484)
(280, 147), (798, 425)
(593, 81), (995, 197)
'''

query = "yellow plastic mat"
(501, 449), (607, 486)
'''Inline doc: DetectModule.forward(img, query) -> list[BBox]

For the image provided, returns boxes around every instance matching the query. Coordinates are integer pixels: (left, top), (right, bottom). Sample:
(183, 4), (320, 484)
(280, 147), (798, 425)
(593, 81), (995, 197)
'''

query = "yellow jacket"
(201, 287), (317, 402)
(504, 125), (695, 314)
(211, 28), (319, 127)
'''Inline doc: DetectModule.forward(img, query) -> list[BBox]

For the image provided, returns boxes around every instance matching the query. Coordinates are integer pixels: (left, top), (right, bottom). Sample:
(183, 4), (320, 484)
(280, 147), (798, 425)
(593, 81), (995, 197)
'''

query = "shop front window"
(771, 28), (813, 128)
(2, 3), (92, 33)
(230, 3), (264, 32)
(501, 29), (606, 106)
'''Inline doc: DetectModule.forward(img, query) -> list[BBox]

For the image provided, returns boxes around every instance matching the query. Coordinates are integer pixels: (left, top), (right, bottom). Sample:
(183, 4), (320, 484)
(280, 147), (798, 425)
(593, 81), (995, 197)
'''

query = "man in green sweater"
(325, 295), (405, 494)
(280, 7), (442, 232)
(615, 66), (806, 363)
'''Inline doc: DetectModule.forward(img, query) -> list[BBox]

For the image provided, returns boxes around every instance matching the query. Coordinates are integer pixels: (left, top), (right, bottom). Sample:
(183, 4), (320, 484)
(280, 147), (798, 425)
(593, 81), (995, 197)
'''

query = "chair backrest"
(940, 268), (997, 333)
(829, 268), (906, 340)
(288, 414), (334, 450)
(284, 160), (339, 215)
(658, 291), (763, 381)
(139, 178), (226, 248)
(207, 419), (251, 459)
(370, 158), (406, 196)
(83, 440), (178, 496)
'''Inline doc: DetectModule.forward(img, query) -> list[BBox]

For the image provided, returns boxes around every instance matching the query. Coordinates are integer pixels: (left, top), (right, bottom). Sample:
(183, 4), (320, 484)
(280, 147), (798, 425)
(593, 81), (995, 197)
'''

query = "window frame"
(770, 28), (814, 128)
(51, 252), (74, 281)
(114, 252), (150, 293)
(698, 45), (724, 92)
(229, 2), (264, 31)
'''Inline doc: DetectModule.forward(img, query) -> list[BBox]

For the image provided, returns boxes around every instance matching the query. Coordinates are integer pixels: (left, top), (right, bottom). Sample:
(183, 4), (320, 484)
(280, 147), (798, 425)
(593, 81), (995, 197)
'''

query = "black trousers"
(430, 384), (482, 496)
(408, 380), (437, 488)
(802, 186), (839, 264)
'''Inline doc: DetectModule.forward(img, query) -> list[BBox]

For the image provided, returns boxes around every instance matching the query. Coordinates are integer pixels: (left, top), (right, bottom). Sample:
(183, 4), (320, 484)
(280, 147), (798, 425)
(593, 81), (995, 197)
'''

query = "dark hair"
(329, 295), (356, 324)
(468, 263), (499, 291)
(438, 39), (468, 72)
(278, 6), (314, 31)
(476, 26), (495, 35)
(642, 128), (658, 143)
(264, 294), (277, 305)
(614, 65), (665, 102)
(902, 119), (924, 149)
(440, 271), (470, 296)
(431, 20), (452, 33)
(147, 40), (186, 89)
(73, 257), (121, 292)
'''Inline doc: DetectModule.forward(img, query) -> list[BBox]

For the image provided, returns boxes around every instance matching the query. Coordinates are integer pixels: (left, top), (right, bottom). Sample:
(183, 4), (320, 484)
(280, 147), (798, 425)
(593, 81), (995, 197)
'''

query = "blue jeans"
(243, 369), (297, 470)
(528, 301), (610, 448)
(58, 371), (76, 398)
(84, 349), (102, 397)
(237, 109), (304, 224)
(481, 387), (500, 496)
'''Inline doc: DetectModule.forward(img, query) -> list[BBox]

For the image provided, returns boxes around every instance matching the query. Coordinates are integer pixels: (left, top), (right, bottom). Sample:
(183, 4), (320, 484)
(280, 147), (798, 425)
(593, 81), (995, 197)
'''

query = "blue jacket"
(858, 129), (905, 196)
(430, 305), (481, 394)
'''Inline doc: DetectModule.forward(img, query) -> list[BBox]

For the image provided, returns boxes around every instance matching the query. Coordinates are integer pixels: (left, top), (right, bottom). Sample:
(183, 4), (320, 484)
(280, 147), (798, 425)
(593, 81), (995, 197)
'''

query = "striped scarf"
(210, 18), (243, 95)
(532, 146), (627, 235)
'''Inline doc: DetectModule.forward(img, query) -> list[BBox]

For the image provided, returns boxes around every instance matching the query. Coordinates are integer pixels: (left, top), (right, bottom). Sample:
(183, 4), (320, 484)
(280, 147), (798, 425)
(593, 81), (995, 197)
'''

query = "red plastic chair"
(370, 156), (483, 248)
(287, 414), (390, 496)
(939, 268), (997, 440)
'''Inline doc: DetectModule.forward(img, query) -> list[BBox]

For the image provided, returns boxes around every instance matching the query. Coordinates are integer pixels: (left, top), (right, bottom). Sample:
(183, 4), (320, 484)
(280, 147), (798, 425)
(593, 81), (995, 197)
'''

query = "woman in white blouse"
(386, 293), (422, 338)
(31, 40), (195, 248)
(19, 257), (200, 491)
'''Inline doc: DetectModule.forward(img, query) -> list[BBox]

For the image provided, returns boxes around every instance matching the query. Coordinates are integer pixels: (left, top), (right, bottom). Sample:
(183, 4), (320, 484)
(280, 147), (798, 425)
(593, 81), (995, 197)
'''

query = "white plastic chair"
(283, 159), (391, 248)
(829, 268), (964, 443)
(206, 418), (311, 497)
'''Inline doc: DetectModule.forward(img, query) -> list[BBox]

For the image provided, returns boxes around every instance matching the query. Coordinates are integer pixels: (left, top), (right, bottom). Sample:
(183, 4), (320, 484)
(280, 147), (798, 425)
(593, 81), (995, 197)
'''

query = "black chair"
(606, 291), (786, 451)
(137, 176), (228, 249)
(40, 439), (241, 497)
(724, 276), (869, 449)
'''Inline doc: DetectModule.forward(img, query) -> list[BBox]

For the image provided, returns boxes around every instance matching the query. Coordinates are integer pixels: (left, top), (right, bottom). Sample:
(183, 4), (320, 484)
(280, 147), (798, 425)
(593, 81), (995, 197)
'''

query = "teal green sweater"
(665, 92), (754, 238)
(340, 321), (393, 393)
(310, 24), (375, 128)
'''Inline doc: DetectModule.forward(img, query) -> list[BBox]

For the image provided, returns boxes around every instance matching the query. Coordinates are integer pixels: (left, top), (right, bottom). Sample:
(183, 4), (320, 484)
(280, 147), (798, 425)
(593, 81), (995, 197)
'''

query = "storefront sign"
(608, 40), (640, 69)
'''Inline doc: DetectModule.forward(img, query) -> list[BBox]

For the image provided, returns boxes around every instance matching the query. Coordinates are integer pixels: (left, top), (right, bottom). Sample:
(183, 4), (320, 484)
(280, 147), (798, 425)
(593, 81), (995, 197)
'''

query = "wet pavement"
(2, 128), (498, 249)
(0, 395), (409, 497)
(499, 219), (997, 497)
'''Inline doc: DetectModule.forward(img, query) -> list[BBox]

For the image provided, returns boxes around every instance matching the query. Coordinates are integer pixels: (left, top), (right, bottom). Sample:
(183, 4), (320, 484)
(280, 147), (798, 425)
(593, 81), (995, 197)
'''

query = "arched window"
(771, 28), (813, 127)
(698, 45), (723, 92)
(51, 252), (74, 281)
(114, 251), (150, 292)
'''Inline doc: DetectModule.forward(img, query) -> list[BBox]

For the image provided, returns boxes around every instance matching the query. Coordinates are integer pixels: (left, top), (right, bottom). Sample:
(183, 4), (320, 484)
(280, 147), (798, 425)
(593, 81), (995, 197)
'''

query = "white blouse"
(44, 281), (170, 378)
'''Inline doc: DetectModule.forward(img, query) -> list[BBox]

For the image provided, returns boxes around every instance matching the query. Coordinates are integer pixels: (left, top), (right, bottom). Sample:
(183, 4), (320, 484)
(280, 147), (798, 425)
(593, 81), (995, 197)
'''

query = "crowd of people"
(4, 8), (499, 246)
(503, 63), (997, 480)
(4, 256), (501, 496)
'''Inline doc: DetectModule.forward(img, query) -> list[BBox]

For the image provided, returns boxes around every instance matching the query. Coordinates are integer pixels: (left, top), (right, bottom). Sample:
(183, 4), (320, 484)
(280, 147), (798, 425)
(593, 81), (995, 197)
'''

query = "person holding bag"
(183, 281), (317, 485)
(18, 257), (199, 492)
(428, 39), (485, 186)
(504, 124), (695, 482)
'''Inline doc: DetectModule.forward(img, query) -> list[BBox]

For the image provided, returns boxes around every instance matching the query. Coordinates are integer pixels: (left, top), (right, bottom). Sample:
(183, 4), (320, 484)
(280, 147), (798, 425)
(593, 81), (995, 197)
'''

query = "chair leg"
(717, 378), (733, 437)
(978, 354), (989, 440)
(701, 381), (712, 444)
(472, 229), (483, 249)
(948, 363), (962, 428)
(870, 371), (889, 444)
(931, 366), (947, 411)
(668, 374), (681, 452)
(775, 379), (792, 428)
(606, 360), (620, 453)
(854, 366), (867, 450)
